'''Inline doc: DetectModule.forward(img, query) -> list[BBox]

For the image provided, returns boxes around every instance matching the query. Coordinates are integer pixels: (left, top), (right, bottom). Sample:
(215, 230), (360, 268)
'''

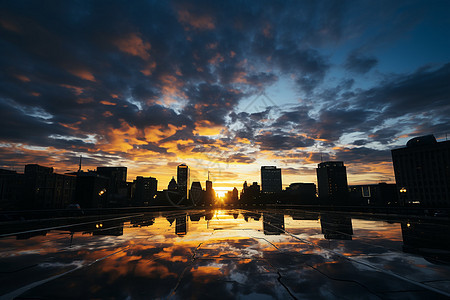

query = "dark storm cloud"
(311, 109), (372, 142)
(273, 46), (329, 94)
(255, 133), (315, 151)
(226, 153), (256, 164)
(357, 64), (450, 118)
(183, 83), (244, 125)
(266, 63), (450, 147)
(345, 52), (378, 74)
(335, 147), (391, 164)
(136, 143), (169, 154)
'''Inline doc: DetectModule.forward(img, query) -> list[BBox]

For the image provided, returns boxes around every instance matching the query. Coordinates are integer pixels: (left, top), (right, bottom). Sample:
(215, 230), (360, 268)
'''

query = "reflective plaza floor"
(1, 209), (450, 299)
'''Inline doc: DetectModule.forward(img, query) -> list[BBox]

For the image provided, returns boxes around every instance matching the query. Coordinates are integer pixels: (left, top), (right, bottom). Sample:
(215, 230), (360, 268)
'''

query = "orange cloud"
(103, 111), (113, 117)
(208, 53), (224, 65)
(60, 84), (84, 95)
(113, 33), (151, 60)
(144, 124), (184, 143)
(76, 97), (94, 104)
(159, 74), (185, 104)
(100, 101), (116, 106)
(177, 10), (215, 30)
(193, 120), (224, 136)
(140, 61), (157, 76)
(69, 69), (96, 82)
(59, 121), (81, 131)
(99, 121), (147, 153)
(15, 74), (30, 82)
(232, 71), (247, 83)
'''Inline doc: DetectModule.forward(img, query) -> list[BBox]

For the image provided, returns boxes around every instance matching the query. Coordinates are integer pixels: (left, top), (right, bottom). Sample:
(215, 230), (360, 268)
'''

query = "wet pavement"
(0, 209), (449, 299)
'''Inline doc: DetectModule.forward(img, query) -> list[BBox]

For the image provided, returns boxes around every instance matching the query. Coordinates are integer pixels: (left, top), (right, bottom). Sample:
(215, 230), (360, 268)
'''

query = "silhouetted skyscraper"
(232, 187), (238, 202)
(205, 174), (214, 205)
(316, 161), (349, 203)
(96, 166), (128, 207)
(190, 181), (203, 205)
(261, 166), (282, 193)
(177, 164), (189, 199)
(133, 176), (157, 205)
(392, 135), (450, 207)
(24, 164), (76, 209)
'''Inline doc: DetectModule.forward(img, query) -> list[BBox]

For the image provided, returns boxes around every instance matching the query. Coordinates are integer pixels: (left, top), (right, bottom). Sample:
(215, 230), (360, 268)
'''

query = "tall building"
(0, 169), (25, 210)
(96, 167), (127, 187)
(189, 181), (203, 205)
(349, 183), (398, 206)
(133, 176), (157, 206)
(286, 183), (317, 204)
(232, 187), (239, 202)
(241, 181), (260, 204)
(316, 161), (349, 203)
(205, 174), (214, 205)
(391, 135), (450, 207)
(23, 164), (76, 209)
(261, 166), (282, 193)
(75, 171), (109, 208)
(96, 166), (128, 207)
(177, 164), (189, 199)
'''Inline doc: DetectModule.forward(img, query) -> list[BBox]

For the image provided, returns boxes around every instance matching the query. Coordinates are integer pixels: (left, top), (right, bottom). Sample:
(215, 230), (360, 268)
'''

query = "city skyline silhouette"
(0, 1), (449, 194)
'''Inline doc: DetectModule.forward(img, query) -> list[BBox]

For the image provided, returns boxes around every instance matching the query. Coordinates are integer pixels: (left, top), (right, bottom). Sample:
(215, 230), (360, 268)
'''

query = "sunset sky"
(0, 1), (449, 193)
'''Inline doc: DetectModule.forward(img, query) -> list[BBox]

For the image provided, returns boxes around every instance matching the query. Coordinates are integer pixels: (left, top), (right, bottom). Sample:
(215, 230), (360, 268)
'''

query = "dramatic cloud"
(345, 52), (378, 74)
(0, 0), (449, 187)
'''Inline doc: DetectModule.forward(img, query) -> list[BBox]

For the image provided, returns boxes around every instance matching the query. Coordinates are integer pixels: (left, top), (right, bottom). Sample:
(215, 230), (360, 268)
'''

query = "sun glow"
(214, 187), (235, 198)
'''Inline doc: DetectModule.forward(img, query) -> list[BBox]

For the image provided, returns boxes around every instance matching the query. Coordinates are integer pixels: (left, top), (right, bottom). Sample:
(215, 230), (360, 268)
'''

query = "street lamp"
(399, 187), (407, 205)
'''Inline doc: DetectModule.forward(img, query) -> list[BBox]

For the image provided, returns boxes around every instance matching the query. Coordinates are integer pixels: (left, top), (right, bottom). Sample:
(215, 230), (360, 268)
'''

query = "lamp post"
(399, 187), (407, 206)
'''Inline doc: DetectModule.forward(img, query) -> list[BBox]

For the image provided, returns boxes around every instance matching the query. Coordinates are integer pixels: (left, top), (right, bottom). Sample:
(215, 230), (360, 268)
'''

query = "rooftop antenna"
(78, 155), (82, 172)
(321, 153), (323, 162)
(208, 171), (210, 181)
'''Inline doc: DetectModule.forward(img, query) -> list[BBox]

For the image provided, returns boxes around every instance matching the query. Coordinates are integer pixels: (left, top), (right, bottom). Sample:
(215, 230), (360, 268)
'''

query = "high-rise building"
(0, 169), (25, 210)
(133, 176), (157, 205)
(177, 164), (189, 199)
(391, 135), (450, 207)
(349, 183), (398, 206)
(205, 174), (214, 205)
(316, 161), (349, 203)
(75, 171), (109, 208)
(96, 167), (127, 183)
(22, 164), (77, 209)
(261, 166), (282, 193)
(96, 166), (128, 206)
(241, 182), (261, 204)
(189, 181), (203, 205)
(232, 187), (239, 202)
(286, 183), (317, 204)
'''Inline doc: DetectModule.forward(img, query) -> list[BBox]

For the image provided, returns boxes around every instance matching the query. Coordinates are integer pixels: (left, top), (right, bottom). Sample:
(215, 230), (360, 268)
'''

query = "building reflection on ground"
(1, 209), (449, 299)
